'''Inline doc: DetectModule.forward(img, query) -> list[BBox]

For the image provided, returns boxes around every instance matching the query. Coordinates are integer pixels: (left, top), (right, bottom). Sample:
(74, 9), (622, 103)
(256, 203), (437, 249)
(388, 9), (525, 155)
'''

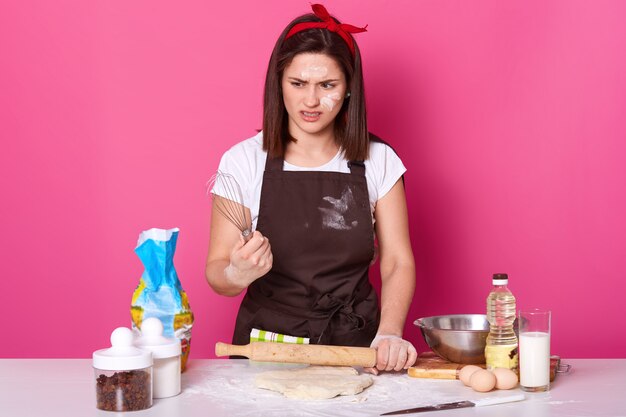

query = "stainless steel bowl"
(414, 314), (489, 364)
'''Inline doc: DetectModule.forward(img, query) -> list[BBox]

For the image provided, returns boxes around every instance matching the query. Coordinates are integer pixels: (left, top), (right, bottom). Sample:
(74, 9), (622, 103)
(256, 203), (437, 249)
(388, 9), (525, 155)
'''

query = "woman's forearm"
(377, 261), (416, 336)
(205, 260), (248, 297)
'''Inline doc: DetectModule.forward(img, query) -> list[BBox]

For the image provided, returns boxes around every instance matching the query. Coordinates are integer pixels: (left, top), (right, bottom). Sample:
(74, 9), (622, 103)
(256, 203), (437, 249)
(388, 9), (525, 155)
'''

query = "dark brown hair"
(262, 12), (369, 161)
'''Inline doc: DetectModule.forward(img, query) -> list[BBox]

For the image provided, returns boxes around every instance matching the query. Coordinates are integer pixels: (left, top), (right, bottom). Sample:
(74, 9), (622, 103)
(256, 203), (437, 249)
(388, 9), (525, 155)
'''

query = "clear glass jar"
(93, 327), (153, 411)
(94, 366), (153, 411)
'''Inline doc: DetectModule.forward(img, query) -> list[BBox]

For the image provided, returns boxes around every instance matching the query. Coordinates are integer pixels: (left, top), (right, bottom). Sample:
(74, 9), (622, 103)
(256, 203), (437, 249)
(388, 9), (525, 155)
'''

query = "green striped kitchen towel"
(250, 328), (309, 344)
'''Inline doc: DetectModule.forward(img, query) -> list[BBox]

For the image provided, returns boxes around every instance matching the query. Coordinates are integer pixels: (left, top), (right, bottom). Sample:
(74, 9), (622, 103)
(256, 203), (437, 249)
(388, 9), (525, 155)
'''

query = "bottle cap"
(134, 317), (181, 359)
(93, 327), (153, 371)
(492, 273), (509, 285)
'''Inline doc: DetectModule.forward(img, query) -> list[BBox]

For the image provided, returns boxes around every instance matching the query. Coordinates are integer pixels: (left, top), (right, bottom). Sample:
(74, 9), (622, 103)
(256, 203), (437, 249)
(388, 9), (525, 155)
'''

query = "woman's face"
(281, 53), (347, 139)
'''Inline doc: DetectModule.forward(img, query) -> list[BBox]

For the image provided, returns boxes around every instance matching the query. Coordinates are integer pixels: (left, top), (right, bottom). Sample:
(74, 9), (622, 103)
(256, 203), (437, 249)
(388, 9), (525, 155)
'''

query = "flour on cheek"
(321, 92), (342, 111)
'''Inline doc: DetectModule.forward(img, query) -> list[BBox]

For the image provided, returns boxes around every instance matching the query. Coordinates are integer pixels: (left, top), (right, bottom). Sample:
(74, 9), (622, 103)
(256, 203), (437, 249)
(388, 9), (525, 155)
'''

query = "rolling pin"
(215, 342), (377, 367)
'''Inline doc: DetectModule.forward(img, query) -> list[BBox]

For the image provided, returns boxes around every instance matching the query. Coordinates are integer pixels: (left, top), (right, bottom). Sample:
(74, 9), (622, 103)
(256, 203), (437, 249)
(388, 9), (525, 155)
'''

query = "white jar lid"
(134, 317), (181, 359)
(93, 327), (153, 370)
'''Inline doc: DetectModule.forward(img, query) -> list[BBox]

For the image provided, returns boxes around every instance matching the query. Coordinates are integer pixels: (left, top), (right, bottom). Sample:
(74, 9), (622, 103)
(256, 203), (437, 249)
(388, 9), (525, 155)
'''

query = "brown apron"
(232, 155), (380, 347)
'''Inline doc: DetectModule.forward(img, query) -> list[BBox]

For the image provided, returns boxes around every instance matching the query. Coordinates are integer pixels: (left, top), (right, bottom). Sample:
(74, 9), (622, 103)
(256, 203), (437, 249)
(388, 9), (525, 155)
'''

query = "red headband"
(284, 4), (367, 56)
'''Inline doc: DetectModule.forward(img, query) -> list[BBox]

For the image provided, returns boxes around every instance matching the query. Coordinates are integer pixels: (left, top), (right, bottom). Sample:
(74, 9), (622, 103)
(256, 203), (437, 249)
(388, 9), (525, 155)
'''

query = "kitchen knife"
(381, 394), (525, 415)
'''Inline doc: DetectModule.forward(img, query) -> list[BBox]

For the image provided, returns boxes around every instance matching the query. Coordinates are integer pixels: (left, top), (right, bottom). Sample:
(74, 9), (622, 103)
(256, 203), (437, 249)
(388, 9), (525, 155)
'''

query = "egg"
(459, 365), (482, 387)
(493, 368), (518, 390)
(469, 369), (497, 392)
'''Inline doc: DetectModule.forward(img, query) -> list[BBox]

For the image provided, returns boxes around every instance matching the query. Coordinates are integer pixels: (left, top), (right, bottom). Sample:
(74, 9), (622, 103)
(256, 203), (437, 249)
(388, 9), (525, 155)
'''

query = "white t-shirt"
(215, 132), (406, 229)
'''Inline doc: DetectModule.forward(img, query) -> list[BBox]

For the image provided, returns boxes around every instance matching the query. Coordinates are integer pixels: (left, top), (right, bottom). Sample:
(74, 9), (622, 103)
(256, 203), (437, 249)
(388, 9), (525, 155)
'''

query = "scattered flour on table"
(182, 362), (461, 417)
(254, 366), (373, 399)
(548, 400), (585, 405)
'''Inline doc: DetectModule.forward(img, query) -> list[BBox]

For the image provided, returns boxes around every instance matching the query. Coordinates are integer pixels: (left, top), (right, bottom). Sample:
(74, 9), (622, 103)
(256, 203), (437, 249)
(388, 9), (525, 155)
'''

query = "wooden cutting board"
(408, 351), (560, 382)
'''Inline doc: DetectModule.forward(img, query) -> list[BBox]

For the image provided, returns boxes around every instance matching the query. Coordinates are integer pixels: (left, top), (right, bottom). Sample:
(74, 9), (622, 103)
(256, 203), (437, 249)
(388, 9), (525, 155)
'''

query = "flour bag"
(131, 228), (194, 371)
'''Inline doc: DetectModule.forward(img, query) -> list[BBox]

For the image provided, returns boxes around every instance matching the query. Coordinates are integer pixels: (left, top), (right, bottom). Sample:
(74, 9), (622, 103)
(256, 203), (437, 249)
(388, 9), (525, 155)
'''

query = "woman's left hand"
(364, 334), (418, 375)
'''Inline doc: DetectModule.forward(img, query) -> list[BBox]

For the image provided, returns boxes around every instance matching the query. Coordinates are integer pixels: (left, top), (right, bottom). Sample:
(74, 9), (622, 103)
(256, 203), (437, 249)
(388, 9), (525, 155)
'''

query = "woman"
(206, 4), (416, 374)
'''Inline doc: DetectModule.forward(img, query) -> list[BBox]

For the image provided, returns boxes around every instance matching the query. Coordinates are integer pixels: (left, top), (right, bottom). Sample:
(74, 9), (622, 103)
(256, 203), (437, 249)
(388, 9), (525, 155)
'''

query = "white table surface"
(0, 359), (624, 417)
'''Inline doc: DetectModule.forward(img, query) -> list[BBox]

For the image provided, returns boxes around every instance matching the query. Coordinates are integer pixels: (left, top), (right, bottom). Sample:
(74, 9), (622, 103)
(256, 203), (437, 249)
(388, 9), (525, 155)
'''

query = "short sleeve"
(212, 141), (257, 209)
(367, 141), (407, 202)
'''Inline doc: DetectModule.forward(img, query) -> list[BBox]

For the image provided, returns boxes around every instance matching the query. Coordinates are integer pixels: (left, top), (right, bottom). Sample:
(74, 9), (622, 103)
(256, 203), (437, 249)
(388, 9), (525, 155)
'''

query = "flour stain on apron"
(319, 186), (358, 230)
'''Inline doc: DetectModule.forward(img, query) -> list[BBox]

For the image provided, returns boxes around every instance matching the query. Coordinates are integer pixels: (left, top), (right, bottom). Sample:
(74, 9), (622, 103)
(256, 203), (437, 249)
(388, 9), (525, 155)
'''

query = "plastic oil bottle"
(485, 273), (518, 371)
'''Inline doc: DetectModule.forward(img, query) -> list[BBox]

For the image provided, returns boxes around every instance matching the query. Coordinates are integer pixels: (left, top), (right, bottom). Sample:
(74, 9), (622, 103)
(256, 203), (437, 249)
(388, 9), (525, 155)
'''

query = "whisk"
(207, 171), (253, 241)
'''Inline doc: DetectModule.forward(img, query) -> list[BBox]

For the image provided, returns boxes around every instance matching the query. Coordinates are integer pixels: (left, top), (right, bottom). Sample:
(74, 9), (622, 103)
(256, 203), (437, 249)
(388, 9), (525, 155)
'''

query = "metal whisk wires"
(207, 171), (253, 241)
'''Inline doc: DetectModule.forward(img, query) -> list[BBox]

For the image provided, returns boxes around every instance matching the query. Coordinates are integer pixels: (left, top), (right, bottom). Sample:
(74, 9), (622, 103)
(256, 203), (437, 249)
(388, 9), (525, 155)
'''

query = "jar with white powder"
(135, 317), (182, 398)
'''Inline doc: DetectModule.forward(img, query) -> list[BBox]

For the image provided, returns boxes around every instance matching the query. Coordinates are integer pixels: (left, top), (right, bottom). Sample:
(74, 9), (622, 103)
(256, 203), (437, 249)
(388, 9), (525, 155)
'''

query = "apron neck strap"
(347, 160), (365, 176)
(266, 154), (284, 172)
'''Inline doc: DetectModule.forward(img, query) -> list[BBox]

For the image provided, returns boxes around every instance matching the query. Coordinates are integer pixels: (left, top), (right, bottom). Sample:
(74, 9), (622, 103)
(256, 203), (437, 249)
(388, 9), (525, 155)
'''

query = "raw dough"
(255, 366), (373, 400)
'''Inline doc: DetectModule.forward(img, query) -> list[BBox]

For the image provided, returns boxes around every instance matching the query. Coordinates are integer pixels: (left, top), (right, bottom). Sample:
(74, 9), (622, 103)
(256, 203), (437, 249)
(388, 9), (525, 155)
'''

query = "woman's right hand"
(224, 230), (273, 289)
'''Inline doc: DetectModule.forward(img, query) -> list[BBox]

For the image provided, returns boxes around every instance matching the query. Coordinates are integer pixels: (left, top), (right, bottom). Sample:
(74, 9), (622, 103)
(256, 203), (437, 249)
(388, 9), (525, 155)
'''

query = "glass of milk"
(519, 309), (551, 392)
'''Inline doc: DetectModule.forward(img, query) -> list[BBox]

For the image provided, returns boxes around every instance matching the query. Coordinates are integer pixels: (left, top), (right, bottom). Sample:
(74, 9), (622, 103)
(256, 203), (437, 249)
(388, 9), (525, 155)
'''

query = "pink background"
(2, 0), (625, 359)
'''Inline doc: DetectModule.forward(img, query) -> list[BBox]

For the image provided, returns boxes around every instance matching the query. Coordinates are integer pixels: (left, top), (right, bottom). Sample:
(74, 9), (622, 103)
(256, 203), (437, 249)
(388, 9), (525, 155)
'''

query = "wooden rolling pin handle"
(215, 342), (249, 357)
